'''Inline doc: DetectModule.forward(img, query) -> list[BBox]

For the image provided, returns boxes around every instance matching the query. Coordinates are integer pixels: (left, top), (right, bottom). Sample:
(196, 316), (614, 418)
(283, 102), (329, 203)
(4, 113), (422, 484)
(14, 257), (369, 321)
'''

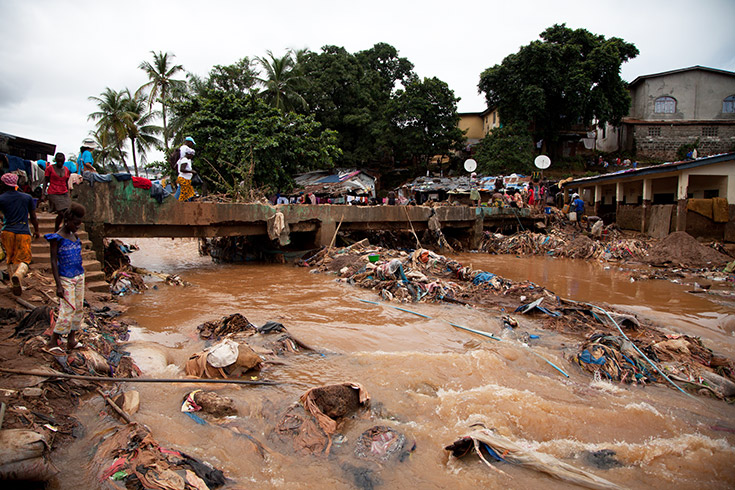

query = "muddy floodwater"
(55, 239), (735, 489)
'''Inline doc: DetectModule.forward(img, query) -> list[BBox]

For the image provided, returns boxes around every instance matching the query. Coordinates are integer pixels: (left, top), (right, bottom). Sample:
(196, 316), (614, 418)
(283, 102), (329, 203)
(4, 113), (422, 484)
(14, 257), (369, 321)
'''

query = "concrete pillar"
(85, 221), (106, 263)
(317, 219), (337, 247)
(594, 184), (602, 216)
(641, 178), (652, 233)
(470, 212), (484, 249)
(615, 182), (624, 225)
(676, 171), (689, 232)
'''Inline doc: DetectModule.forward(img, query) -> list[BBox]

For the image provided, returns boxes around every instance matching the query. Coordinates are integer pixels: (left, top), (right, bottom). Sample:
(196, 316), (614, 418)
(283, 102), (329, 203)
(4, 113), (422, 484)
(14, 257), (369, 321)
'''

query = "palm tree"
(137, 51), (185, 151)
(88, 88), (135, 173)
(91, 128), (124, 172)
(125, 92), (162, 176)
(256, 50), (308, 113)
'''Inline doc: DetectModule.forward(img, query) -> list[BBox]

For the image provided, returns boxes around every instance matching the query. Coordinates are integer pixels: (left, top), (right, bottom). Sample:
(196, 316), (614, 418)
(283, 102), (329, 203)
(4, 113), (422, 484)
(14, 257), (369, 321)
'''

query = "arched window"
(654, 96), (676, 114)
(723, 95), (735, 113)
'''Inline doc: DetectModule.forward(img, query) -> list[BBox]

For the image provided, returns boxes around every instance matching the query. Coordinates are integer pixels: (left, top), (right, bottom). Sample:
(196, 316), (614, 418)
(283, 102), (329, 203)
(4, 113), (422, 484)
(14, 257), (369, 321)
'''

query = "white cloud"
(1, 0), (733, 160)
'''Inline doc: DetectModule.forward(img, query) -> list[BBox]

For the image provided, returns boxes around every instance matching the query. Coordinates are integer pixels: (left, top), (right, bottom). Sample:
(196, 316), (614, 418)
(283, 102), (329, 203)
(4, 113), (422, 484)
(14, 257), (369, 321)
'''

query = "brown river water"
(54, 239), (735, 489)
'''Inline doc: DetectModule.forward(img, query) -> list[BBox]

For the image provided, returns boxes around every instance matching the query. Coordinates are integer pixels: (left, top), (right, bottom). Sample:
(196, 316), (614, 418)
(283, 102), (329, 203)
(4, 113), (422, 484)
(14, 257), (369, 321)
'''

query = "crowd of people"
(0, 146), (89, 357)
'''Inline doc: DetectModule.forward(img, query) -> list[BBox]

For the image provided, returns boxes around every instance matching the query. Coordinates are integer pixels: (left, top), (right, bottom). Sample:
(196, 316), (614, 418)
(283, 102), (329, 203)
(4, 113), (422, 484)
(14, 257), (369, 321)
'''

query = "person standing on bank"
(176, 137), (197, 202)
(572, 193), (585, 230)
(42, 152), (72, 231)
(0, 173), (40, 295)
(78, 139), (97, 173)
(45, 203), (86, 354)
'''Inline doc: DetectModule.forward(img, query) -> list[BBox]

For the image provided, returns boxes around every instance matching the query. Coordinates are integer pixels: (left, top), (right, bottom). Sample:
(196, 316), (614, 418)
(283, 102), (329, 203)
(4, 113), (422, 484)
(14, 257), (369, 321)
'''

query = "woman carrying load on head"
(176, 136), (197, 202)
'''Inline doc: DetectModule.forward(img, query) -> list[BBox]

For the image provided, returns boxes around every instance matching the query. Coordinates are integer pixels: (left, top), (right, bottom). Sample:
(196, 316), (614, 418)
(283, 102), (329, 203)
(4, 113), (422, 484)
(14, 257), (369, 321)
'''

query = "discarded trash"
(181, 390), (237, 417)
(515, 298), (561, 317)
(445, 428), (623, 489)
(354, 426), (414, 462)
(300, 383), (370, 435)
(583, 449), (623, 470)
(0, 429), (57, 481)
(92, 423), (226, 488)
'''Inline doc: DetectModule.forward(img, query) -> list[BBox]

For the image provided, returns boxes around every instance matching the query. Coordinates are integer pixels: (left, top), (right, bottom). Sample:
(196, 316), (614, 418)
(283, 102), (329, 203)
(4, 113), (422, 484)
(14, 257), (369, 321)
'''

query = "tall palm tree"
(137, 51), (185, 151)
(256, 50), (308, 113)
(125, 92), (162, 176)
(88, 88), (135, 173)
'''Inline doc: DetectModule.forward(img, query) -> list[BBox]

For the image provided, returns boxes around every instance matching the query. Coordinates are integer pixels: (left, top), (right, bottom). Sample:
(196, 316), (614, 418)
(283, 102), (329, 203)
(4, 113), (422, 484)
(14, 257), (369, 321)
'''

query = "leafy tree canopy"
(300, 43), (462, 172)
(478, 24), (638, 154)
(393, 76), (465, 167)
(475, 124), (535, 175)
(173, 61), (340, 197)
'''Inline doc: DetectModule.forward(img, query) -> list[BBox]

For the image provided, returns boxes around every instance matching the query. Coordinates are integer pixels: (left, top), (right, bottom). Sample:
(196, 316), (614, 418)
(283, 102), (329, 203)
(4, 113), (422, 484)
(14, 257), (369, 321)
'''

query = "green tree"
(478, 24), (638, 159)
(137, 51), (186, 151)
(207, 58), (258, 95)
(256, 50), (308, 112)
(90, 128), (124, 172)
(124, 91), (162, 176)
(173, 62), (340, 197)
(300, 43), (414, 167)
(393, 76), (464, 171)
(88, 88), (136, 173)
(475, 124), (535, 175)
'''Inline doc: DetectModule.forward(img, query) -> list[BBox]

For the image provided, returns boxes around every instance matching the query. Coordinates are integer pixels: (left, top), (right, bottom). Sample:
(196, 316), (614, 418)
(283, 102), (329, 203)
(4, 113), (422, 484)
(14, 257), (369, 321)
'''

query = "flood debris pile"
(305, 240), (551, 308)
(276, 383), (371, 455)
(0, 428), (56, 481)
(17, 305), (139, 379)
(92, 422), (226, 489)
(104, 239), (189, 295)
(542, 300), (735, 398)
(480, 229), (650, 262)
(307, 241), (735, 399)
(186, 314), (314, 380)
(0, 303), (141, 484)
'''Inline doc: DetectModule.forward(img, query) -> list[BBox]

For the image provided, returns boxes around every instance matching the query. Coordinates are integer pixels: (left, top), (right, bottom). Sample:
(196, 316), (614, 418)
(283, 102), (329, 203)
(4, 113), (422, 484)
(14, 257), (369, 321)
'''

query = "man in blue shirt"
(572, 193), (585, 230)
(0, 173), (39, 295)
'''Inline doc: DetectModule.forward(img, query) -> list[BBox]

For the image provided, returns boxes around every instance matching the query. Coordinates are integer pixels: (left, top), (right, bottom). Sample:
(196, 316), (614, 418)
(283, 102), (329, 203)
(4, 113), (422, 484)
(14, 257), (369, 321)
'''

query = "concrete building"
(564, 152), (735, 242)
(458, 108), (500, 151)
(617, 66), (735, 160)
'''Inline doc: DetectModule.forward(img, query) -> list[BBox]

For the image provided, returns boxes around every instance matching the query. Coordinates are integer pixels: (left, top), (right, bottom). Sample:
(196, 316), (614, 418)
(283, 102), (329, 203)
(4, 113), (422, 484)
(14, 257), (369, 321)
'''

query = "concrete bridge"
(73, 178), (539, 255)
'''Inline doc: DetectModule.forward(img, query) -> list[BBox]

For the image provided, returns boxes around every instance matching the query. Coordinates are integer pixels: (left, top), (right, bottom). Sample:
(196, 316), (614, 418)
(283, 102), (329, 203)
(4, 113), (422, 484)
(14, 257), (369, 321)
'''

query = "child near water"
(45, 203), (86, 353)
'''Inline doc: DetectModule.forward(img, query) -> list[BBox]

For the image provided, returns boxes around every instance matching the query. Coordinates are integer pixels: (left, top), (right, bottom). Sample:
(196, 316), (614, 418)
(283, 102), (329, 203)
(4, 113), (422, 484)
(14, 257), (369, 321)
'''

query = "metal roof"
(628, 65), (735, 87)
(563, 152), (735, 187)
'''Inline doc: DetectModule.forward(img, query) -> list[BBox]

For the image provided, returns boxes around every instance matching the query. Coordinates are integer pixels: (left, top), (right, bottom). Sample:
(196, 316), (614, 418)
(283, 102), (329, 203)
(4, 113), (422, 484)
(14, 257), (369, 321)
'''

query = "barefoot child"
(45, 203), (86, 352)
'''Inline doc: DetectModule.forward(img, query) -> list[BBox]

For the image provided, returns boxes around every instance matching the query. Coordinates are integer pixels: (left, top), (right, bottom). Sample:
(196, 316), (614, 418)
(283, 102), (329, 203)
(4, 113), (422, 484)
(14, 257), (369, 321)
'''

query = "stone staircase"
(31, 213), (110, 293)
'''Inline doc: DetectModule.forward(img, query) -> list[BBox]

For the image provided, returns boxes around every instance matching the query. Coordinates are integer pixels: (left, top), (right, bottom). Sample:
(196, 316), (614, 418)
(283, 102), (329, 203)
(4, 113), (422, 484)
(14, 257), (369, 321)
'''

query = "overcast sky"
(1, 0), (734, 162)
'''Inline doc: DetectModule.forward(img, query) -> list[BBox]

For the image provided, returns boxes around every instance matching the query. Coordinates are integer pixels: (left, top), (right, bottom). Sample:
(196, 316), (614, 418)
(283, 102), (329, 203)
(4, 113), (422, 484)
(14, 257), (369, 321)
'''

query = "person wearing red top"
(42, 153), (72, 231)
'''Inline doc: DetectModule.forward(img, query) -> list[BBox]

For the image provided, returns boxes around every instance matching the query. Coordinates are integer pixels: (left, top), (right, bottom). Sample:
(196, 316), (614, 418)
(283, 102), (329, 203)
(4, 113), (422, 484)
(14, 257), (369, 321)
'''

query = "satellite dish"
(534, 155), (551, 170)
(463, 159), (477, 172)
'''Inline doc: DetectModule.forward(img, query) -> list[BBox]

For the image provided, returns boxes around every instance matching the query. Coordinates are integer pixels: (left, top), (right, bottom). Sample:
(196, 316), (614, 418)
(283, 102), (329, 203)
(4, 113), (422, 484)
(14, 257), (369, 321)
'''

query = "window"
(648, 127), (661, 137)
(702, 127), (718, 137)
(654, 96), (676, 114)
(724, 95), (735, 113)
(703, 189), (720, 199)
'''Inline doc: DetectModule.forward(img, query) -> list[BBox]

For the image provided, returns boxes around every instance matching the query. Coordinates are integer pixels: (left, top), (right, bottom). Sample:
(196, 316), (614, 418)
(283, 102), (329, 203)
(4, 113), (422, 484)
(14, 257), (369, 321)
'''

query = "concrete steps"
(32, 213), (109, 293)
